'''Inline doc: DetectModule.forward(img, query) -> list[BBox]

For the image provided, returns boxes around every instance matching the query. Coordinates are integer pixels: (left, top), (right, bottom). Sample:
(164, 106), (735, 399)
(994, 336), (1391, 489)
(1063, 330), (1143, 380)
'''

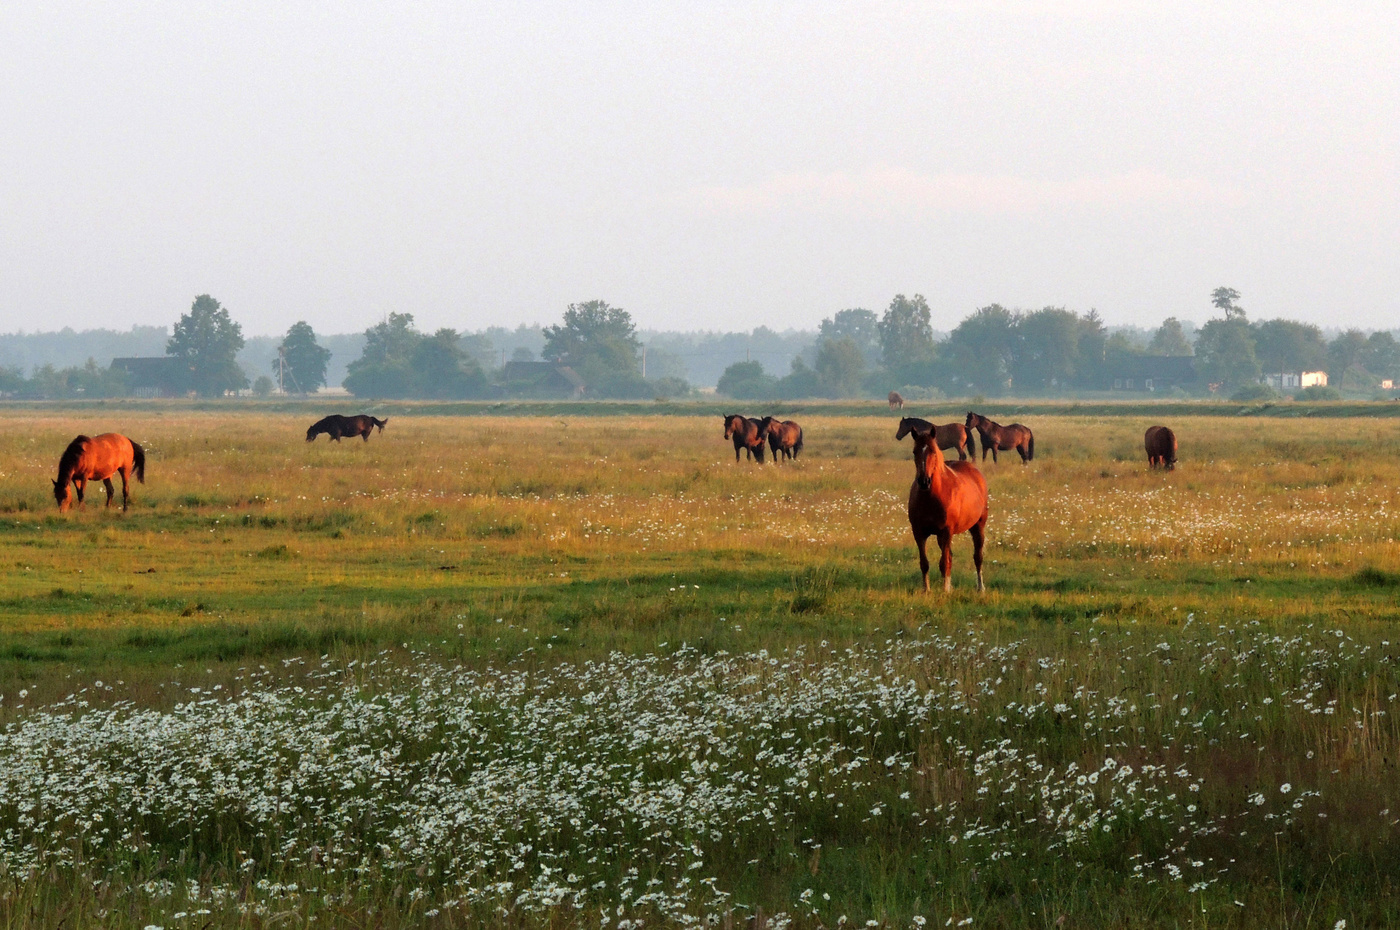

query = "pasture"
(0, 407), (1398, 928)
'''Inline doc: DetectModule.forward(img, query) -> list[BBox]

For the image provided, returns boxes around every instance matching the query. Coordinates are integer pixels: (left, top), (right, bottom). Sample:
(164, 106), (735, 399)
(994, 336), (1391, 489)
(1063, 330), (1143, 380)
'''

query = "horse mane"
(56, 435), (91, 477)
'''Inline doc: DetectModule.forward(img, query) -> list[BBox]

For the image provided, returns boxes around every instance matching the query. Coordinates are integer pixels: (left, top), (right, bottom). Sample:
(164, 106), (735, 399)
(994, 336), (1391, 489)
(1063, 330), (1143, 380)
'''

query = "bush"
(1294, 384), (1342, 401)
(1230, 383), (1278, 402)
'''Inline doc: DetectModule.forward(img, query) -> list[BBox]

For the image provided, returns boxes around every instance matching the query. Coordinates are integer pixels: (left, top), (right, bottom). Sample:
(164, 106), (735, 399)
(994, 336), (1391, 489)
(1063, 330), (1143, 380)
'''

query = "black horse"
(306, 415), (389, 443)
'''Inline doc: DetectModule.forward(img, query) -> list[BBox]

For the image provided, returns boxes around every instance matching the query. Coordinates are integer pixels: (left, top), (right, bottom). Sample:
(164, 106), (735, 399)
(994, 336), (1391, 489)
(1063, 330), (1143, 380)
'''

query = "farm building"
(1260, 370), (1328, 391)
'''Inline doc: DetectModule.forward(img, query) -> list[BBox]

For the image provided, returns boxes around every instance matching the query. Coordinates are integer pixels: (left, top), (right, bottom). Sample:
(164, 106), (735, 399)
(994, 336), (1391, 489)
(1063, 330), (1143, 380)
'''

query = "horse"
(306, 414), (389, 443)
(888, 391), (904, 411)
(1145, 425), (1178, 470)
(965, 412), (1034, 465)
(895, 417), (975, 461)
(722, 414), (768, 463)
(760, 417), (804, 462)
(52, 433), (145, 513)
(905, 425), (988, 592)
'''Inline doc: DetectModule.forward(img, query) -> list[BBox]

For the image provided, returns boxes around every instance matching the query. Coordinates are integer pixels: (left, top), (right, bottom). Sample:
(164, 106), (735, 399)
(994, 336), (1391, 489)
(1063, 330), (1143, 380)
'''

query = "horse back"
(65, 433), (135, 480)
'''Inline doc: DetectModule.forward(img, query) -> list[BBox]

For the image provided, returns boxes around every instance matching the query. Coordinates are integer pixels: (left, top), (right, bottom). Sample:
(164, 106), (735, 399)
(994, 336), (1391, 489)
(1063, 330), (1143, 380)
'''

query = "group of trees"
(719, 288), (1400, 400)
(340, 313), (487, 399)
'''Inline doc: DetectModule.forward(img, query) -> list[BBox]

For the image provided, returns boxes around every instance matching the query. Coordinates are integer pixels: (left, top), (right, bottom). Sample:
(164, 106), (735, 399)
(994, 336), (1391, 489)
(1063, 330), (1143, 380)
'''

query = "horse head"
(723, 415), (742, 439)
(896, 417), (933, 441)
(911, 429), (939, 490)
(965, 411), (981, 430)
(52, 478), (71, 512)
(305, 426), (319, 442)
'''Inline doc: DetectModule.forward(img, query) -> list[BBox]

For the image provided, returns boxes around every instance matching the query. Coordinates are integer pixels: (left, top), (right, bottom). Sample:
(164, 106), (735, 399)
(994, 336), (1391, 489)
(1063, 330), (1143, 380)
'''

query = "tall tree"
(1194, 319), (1259, 388)
(276, 321), (331, 393)
(1148, 318), (1193, 356)
(1253, 319), (1326, 380)
(1211, 287), (1245, 321)
(813, 336), (866, 397)
(1360, 332), (1400, 382)
(878, 294), (935, 370)
(542, 301), (642, 382)
(942, 304), (1019, 394)
(1015, 306), (1082, 390)
(166, 294), (247, 397)
(818, 309), (881, 365)
(343, 313), (422, 397)
(1327, 330), (1369, 387)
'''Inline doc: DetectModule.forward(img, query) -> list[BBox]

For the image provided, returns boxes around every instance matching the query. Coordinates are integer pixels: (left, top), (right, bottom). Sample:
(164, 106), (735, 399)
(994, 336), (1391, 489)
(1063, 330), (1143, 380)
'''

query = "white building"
(1261, 370), (1328, 391)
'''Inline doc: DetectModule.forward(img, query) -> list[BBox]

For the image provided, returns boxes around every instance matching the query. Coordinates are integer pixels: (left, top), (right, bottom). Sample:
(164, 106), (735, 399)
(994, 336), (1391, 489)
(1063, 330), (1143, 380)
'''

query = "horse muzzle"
(916, 475), (932, 491)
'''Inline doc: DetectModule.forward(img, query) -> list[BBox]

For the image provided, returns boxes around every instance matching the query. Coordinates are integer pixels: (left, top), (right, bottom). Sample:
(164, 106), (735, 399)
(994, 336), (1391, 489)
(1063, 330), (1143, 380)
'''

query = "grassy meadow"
(0, 405), (1398, 928)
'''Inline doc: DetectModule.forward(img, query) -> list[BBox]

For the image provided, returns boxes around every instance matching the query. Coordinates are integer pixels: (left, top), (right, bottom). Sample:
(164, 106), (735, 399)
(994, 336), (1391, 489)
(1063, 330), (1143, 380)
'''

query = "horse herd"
(49, 410), (1178, 593)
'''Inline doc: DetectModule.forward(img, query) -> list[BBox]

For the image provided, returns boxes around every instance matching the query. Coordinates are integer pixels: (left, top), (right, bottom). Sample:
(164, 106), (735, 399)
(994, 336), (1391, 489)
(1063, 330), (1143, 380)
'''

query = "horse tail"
(794, 428), (803, 456)
(131, 441), (146, 483)
(1027, 432), (1034, 461)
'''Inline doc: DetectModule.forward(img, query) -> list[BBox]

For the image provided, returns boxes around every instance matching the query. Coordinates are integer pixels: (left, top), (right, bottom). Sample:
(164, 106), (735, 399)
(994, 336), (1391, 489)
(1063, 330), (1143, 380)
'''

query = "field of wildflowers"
(0, 406), (1397, 927)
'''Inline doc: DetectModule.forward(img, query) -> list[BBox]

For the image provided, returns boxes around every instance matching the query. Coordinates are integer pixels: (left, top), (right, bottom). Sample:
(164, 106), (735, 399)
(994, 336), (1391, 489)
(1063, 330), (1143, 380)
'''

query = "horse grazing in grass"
(723, 414), (768, 463)
(895, 417), (975, 461)
(52, 433), (145, 513)
(965, 412), (1034, 465)
(760, 417), (804, 462)
(1145, 425), (1178, 470)
(906, 426), (988, 592)
(306, 414), (389, 443)
(888, 391), (904, 411)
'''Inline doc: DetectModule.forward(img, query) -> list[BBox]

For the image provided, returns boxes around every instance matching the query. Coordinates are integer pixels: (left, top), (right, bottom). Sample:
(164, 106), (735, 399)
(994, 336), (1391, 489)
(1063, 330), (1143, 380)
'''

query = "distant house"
(1109, 355), (1195, 392)
(110, 356), (184, 397)
(1260, 371), (1328, 391)
(497, 361), (586, 398)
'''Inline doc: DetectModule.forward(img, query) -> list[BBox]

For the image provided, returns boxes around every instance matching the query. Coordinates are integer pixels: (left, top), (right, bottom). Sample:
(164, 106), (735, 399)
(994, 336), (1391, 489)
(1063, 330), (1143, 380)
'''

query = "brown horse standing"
(1145, 425), (1178, 470)
(52, 433), (145, 513)
(965, 412), (1034, 465)
(888, 391), (904, 411)
(760, 417), (804, 462)
(723, 414), (768, 463)
(895, 417), (974, 461)
(906, 426), (988, 592)
(306, 414), (389, 442)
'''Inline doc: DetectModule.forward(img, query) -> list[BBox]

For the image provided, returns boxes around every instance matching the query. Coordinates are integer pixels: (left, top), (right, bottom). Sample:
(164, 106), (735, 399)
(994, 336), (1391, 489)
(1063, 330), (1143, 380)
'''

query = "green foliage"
(251, 375), (275, 397)
(542, 300), (643, 397)
(812, 337), (866, 397)
(344, 315), (487, 399)
(1230, 382), (1277, 402)
(166, 295), (248, 397)
(878, 294), (935, 370)
(716, 360), (776, 399)
(1294, 384), (1342, 401)
(1254, 319), (1326, 377)
(1196, 318), (1260, 388)
(276, 321), (331, 393)
(818, 308), (882, 366)
(1148, 317), (1193, 356)
(943, 303), (1018, 394)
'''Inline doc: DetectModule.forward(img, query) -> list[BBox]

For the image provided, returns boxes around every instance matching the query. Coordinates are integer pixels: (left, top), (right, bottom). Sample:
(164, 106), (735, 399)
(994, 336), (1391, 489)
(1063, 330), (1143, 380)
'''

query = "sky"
(1, 2), (1397, 337)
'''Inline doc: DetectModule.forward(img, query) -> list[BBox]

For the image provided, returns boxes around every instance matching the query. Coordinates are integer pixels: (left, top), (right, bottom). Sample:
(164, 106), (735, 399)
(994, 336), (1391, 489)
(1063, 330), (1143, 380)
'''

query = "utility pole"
(277, 347), (285, 394)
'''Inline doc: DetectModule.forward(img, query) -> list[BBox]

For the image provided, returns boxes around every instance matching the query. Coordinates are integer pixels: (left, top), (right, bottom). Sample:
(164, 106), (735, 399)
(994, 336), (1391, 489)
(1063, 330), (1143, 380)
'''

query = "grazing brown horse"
(1145, 425), (1178, 470)
(888, 391), (904, 411)
(306, 414), (389, 442)
(895, 417), (974, 461)
(52, 433), (145, 513)
(906, 426), (988, 592)
(723, 414), (768, 463)
(760, 417), (804, 462)
(965, 412), (1034, 465)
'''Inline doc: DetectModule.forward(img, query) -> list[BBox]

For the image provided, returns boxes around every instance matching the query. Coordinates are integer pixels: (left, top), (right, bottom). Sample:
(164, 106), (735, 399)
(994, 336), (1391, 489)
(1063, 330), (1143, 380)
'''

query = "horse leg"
(102, 477), (116, 508)
(956, 441), (967, 462)
(119, 467), (132, 511)
(937, 530), (954, 592)
(915, 532), (932, 592)
(990, 445), (999, 464)
(75, 477), (87, 508)
(1019, 443), (1029, 465)
(970, 519), (986, 592)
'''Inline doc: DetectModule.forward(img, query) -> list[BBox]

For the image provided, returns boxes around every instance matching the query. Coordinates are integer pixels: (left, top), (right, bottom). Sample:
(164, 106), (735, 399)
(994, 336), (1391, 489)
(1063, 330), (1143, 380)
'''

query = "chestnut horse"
(1145, 425), (1178, 470)
(306, 414), (388, 442)
(905, 426), (988, 592)
(965, 412), (1034, 465)
(52, 433), (145, 513)
(760, 417), (804, 462)
(723, 414), (768, 463)
(888, 391), (904, 411)
(895, 417), (974, 461)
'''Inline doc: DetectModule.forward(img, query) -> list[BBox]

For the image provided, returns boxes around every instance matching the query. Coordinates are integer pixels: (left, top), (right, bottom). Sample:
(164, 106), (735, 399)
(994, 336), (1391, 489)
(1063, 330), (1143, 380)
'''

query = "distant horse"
(895, 417), (974, 461)
(888, 391), (904, 411)
(760, 417), (804, 462)
(306, 414), (389, 443)
(1145, 425), (1178, 470)
(723, 414), (768, 463)
(906, 427), (988, 592)
(965, 412), (1034, 465)
(52, 433), (145, 513)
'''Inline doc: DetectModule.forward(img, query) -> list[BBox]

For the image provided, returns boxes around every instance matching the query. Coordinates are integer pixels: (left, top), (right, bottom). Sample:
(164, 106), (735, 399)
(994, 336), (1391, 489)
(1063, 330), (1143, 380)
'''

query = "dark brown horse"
(1145, 425), (1178, 470)
(306, 414), (389, 443)
(760, 417), (804, 462)
(906, 426), (988, 592)
(965, 412), (1034, 465)
(723, 414), (768, 463)
(895, 417), (975, 461)
(52, 433), (145, 512)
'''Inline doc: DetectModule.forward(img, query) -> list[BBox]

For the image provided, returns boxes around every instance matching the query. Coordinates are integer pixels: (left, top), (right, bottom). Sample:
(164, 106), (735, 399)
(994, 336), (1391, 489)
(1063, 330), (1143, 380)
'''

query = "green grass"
(0, 406), (1397, 927)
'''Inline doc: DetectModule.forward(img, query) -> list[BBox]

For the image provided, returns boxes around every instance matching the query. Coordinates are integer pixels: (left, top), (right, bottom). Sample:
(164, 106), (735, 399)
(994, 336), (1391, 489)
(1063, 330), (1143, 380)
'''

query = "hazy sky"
(2, 2), (1396, 336)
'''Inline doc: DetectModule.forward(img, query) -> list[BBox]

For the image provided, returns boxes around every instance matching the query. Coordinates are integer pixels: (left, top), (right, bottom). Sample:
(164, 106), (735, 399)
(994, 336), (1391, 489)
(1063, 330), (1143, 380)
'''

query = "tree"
(813, 337), (866, 397)
(542, 301), (641, 377)
(1015, 307), (1082, 390)
(818, 309), (881, 366)
(1327, 330), (1369, 388)
(1360, 332), (1400, 382)
(1253, 319), (1326, 380)
(276, 321), (331, 394)
(942, 304), (1019, 394)
(166, 294), (247, 397)
(1211, 287), (1245, 321)
(879, 294), (936, 370)
(717, 360), (776, 399)
(1194, 318), (1259, 388)
(344, 313), (421, 397)
(410, 329), (488, 399)
(1148, 318), (1193, 356)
